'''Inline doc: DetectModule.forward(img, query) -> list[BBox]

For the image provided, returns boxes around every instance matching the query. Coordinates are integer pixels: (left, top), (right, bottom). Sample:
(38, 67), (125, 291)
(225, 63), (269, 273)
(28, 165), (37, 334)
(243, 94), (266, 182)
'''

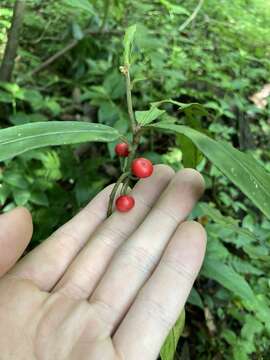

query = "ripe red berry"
(132, 157), (154, 178)
(116, 195), (135, 212)
(115, 143), (129, 157)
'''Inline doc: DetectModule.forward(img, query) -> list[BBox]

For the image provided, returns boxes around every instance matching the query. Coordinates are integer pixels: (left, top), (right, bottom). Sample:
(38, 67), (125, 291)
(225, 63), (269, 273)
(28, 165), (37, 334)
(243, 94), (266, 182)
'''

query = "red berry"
(116, 195), (135, 212)
(132, 157), (154, 178)
(115, 143), (129, 157)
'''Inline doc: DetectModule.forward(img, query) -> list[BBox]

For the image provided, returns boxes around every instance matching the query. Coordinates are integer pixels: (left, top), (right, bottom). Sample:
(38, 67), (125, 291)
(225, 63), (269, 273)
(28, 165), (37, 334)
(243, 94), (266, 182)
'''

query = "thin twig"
(106, 38), (141, 217)
(31, 39), (78, 75)
(179, 0), (204, 32)
(125, 68), (137, 133)
(30, 29), (121, 76)
(120, 177), (130, 195)
(107, 172), (130, 217)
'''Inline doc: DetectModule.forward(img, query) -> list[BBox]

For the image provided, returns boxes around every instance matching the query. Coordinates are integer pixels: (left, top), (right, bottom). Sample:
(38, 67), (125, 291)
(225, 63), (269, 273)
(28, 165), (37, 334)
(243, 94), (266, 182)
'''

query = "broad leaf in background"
(202, 258), (256, 303)
(176, 134), (203, 168)
(135, 107), (165, 126)
(197, 203), (256, 241)
(62, 0), (94, 14)
(160, 311), (185, 360)
(202, 257), (270, 327)
(0, 122), (119, 162)
(123, 24), (137, 65)
(153, 123), (270, 219)
(152, 99), (208, 117)
(188, 288), (204, 309)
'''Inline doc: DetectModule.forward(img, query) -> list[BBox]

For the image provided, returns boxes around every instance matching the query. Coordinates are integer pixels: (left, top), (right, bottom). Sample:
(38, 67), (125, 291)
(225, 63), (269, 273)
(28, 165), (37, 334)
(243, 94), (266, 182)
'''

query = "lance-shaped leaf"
(123, 24), (137, 65)
(135, 107), (165, 126)
(152, 99), (208, 117)
(0, 121), (119, 162)
(160, 311), (185, 360)
(202, 259), (256, 303)
(159, 0), (190, 15)
(152, 122), (270, 219)
(62, 0), (94, 14)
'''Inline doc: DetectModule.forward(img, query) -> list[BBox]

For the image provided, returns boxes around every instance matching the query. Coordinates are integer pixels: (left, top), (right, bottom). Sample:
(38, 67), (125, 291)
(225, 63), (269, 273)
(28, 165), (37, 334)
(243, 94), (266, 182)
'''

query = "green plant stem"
(121, 177), (130, 195)
(107, 66), (142, 217)
(123, 65), (143, 170)
(107, 171), (130, 217)
(179, 0), (204, 32)
(125, 66), (136, 133)
(127, 129), (142, 168)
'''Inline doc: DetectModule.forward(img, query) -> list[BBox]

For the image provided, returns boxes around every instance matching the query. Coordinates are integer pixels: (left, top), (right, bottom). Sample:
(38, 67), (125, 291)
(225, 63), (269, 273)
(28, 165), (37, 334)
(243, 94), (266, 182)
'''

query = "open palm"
(0, 166), (206, 360)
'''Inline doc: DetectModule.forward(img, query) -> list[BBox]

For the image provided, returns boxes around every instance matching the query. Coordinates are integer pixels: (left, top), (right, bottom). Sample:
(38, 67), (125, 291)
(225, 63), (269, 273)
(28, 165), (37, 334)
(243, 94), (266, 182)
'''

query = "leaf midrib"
(0, 129), (115, 146)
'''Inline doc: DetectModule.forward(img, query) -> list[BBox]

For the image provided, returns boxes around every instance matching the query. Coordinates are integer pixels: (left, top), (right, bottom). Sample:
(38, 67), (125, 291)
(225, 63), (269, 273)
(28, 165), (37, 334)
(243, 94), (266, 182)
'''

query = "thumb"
(0, 207), (33, 277)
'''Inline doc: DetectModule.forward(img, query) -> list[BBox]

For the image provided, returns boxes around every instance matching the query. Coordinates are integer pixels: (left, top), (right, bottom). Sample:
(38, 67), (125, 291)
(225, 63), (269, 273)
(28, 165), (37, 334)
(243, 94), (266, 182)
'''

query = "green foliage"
(193, 202), (270, 359)
(62, 0), (95, 14)
(160, 311), (185, 360)
(153, 122), (270, 219)
(0, 121), (119, 161)
(123, 24), (137, 65)
(135, 107), (165, 126)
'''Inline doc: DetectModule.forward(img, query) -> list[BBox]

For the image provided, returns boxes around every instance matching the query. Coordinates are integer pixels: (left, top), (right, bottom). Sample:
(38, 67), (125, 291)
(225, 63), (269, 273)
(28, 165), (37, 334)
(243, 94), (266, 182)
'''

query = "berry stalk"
(107, 171), (130, 217)
(107, 63), (152, 216)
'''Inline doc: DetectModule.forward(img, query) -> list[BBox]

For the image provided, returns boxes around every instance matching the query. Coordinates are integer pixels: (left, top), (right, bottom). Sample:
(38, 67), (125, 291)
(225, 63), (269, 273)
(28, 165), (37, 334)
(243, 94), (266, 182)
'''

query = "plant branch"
(107, 41), (140, 216)
(179, 0), (204, 32)
(30, 29), (121, 76)
(31, 39), (78, 76)
(122, 65), (137, 133)
(0, 0), (26, 82)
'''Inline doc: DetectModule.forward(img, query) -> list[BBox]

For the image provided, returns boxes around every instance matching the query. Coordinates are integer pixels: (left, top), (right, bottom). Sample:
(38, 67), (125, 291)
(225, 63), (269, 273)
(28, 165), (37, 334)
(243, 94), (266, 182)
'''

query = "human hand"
(0, 166), (206, 360)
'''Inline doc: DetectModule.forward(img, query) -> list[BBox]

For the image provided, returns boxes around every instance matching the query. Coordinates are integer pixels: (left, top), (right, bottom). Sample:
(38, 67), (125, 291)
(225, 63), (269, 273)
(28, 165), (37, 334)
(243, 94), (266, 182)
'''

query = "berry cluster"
(113, 143), (153, 212)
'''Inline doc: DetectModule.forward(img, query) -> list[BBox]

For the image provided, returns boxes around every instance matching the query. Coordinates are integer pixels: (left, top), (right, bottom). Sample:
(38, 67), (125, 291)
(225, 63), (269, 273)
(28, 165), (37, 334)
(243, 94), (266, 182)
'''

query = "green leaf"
(188, 288), (204, 309)
(176, 134), (202, 168)
(152, 123), (270, 219)
(9, 112), (48, 125)
(0, 184), (10, 205)
(0, 122), (119, 162)
(202, 258), (256, 304)
(160, 311), (185, 360)
(123, 24), (137, 65)
(222, 329), (237, 345)
(62, 0), (94, 14)
(206, 237), (229, 260)
(12, 189), (31, 206)
(30, 191), (49, 206)
(198, 202), (255, 241)
(241, 315), (263, 342)
(72, 22), (84, 40)
(152, 99), (208, 117)
(0, 82), (22, 97)
(135, 107), (165, 126)
(0, 90), (13, 103)
(103, 70), (125, 100)
(159, 0), (190, 15)
(3, 172), (29, 189)
(230, 257), (263, 276)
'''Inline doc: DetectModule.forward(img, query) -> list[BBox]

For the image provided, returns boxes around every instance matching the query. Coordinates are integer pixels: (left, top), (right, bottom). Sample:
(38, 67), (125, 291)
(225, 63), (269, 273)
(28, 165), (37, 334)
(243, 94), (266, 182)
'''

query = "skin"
(0, 165), (206, 360)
